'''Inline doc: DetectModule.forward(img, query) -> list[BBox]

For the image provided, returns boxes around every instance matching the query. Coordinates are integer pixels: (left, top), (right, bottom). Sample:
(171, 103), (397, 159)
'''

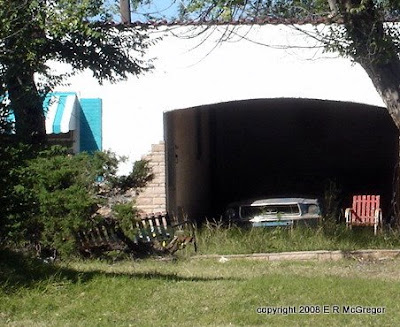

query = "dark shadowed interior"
(164, 98), (398, 222)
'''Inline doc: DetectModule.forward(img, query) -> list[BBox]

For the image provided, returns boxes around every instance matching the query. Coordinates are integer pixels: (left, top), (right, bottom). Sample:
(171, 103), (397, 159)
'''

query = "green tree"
(0, 0), (152, 144)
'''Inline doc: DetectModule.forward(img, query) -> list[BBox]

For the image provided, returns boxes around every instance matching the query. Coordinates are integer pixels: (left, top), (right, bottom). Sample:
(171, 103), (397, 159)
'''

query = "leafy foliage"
(113, 202), (139, 238)
(178, 0), (399, 22)
(0, 145), (153, 257)
(176, 0), (400, 65)
(115, 159), (154, 192)
(0, 0), (153, 143)
(0, 0), (152, 84)
(1, 146), (102, 254)
(178, 0), (327, 21)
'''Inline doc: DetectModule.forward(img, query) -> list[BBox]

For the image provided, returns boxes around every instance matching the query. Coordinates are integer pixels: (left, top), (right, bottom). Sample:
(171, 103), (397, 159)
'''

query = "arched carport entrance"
(164, 98), (398, 221)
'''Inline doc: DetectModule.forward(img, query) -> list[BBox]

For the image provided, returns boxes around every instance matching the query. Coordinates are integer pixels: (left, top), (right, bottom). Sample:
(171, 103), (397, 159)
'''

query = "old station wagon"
(224, 197), (322, 227)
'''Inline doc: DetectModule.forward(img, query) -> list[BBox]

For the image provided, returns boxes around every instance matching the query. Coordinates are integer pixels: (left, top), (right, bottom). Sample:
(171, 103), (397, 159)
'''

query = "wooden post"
(120, 0), (131, 24)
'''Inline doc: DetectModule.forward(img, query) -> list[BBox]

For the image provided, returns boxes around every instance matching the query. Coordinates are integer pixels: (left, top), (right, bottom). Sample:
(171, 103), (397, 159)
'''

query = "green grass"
(192, 223), (400, 255)
(1, 249), (400, 326)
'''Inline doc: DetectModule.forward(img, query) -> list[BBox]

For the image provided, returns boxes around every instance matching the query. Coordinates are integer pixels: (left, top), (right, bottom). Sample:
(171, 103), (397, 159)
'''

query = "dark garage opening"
(164, 98), (398, 222)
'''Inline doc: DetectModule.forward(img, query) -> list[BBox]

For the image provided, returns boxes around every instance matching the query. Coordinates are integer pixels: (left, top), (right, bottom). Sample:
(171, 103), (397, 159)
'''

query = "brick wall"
(135, 142), (167, 213)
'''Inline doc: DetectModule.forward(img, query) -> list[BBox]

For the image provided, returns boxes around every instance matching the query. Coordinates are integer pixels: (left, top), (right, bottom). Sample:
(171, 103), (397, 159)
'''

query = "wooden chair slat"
(345, 194), (382, 235)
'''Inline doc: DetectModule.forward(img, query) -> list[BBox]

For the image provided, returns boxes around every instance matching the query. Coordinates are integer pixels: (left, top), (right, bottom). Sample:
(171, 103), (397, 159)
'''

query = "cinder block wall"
(136, 142), (167, 213)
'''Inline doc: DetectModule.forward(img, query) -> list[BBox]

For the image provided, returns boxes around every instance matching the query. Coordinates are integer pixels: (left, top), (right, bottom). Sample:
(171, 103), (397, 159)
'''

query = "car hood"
(227, 197), (319, 207)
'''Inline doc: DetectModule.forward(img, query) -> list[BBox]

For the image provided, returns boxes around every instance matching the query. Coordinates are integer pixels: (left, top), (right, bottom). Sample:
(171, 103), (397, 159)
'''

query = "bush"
(113, 202), (139, 239)
(0, 143), (36, 246)
(3, 146), (110, 255)
(0, 145), (152, 258)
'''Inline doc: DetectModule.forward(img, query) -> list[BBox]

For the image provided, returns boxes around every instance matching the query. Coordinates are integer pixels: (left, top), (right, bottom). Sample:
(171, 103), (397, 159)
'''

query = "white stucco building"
(55, 23), (385, 174)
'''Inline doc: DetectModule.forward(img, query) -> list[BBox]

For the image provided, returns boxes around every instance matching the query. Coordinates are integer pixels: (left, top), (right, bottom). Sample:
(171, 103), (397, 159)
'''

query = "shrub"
(0, 143), (37, 246)
(113, 202), (139, 239)
(0, 145), (152, 258)
(4, 147), (109, 255)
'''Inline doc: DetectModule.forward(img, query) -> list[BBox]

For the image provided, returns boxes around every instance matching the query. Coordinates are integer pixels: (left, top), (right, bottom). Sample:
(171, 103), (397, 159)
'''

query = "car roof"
(228, 197), (319, 207)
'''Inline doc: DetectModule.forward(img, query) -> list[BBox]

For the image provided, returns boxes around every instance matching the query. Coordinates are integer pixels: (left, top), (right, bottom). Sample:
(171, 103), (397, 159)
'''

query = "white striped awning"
(45, 93), (78, 134)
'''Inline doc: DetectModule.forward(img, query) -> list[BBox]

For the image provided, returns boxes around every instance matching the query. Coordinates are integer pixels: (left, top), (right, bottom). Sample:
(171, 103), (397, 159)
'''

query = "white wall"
(54, 24), (384, 174)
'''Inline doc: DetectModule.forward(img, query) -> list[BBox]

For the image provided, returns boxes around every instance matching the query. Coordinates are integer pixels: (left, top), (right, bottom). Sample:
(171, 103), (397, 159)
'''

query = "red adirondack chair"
(345, 195), (383, 235)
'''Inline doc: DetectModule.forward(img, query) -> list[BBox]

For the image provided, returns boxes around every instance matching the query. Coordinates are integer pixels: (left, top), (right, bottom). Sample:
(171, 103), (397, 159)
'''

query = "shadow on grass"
(0, 248), (240, 292)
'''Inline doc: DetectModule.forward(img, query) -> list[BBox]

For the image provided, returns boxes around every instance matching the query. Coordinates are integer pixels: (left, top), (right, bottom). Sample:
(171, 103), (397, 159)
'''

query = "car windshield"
(240, 204), (300, 219)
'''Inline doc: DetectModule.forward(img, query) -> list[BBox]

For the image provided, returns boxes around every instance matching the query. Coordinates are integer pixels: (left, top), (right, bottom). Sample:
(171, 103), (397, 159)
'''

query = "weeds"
(193, 219), (400, 255)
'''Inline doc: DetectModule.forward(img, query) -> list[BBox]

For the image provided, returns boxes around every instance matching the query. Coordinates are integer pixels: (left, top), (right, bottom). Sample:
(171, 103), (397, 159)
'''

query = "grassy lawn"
(1, 249), (400, 326)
